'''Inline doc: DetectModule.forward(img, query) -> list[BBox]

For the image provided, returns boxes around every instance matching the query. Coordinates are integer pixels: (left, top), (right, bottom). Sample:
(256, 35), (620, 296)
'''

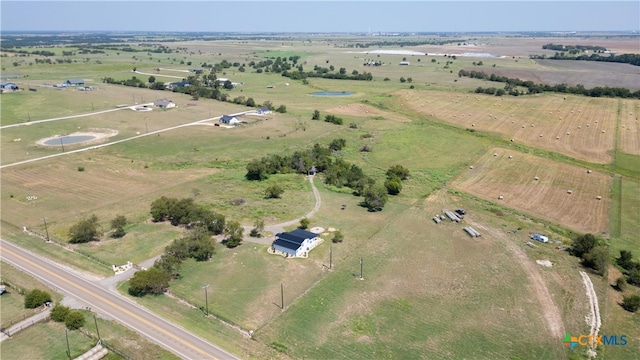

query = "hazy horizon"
(2, 1), (639, 33)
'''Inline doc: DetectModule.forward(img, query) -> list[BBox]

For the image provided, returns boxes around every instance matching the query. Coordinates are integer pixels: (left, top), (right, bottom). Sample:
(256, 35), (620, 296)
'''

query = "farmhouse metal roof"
(275, 229), (318, 246)
(273, 238), (301, 251)
(154, 99), (174, 106)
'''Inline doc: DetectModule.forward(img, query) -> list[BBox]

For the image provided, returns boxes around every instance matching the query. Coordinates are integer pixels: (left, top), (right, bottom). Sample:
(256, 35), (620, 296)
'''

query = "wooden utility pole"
(280, 283), (284, 310)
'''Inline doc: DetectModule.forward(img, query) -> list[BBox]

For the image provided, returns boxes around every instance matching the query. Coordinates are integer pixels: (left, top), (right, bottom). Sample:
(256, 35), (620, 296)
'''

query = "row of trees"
(150, 196), (226, 234)
(458, 69), (640, 99)
(541, 43), (607, 53)
(282, 69), (373, 81)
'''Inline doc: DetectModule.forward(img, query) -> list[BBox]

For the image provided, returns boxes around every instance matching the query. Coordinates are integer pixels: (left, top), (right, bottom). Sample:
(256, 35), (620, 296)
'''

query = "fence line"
(0, 315), (50, 337)
(23, 227), (112, 269)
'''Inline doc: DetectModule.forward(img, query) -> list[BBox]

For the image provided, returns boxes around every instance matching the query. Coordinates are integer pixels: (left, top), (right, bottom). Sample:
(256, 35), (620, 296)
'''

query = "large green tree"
(571, 233), (598, 258)
(50, 305), (70, 322)
(582, 246), (609, 275)
(68, 215), (100, 243)
(128, 267), (171, 297)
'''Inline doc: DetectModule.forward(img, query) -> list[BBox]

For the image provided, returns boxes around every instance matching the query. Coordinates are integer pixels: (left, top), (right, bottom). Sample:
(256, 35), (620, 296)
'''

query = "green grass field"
(2, 35), (639, 359)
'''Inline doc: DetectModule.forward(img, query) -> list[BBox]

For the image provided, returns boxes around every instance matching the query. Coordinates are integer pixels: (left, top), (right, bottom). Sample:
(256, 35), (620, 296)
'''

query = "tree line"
(541, 43), (608, 53)
(458, 69), (640, 99)
(531, 52), (640, 66)
(129, 196), (244, 297)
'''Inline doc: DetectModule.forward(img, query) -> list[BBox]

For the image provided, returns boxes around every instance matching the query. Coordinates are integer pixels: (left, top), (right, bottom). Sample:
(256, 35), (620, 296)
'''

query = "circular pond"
(311, 91), (353, 97)
(43, 135), (97, 145)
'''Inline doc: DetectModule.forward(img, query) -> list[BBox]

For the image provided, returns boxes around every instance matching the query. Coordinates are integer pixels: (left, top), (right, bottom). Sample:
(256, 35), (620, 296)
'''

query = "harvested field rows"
(399, 91), (618, 163)
(452, 148), (612, 234)
(618, 100), (640, 155)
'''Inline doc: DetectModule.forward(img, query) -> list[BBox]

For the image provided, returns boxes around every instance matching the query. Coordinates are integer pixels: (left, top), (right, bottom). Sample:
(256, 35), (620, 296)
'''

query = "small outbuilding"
(399, 61), (410, 66)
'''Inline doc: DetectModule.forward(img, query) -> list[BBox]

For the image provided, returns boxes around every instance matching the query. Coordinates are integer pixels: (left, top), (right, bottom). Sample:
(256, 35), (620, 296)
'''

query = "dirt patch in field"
(399, 90), (618, 163)
(325, 103), (412, 122)
(452, 148), (612, 234)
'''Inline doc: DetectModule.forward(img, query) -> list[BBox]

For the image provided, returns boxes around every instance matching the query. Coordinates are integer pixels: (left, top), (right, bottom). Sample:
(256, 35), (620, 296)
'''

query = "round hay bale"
(539, 134), (543, 137)
(534, 176), (539, 180)
(587, 170), (592, 174)
(522, 125), (525, 128)
(493, 153), (498, 157)
(469, 165), (474, 169)
(601, 130), (605, 133)
(595, 120), (598, 123)
(471, 123), (475, 127)
(586, 124), (590, 127)
(508, 155), (513, 159)
(498, 195), (504, 200)
(510, 138), (514, 142)
(566, 132), (570, 135)
(578, 126), (581, 129)
(596, 196), (602, 200)
(567, 190), (572, 194)
(556, 136), (560, 140)
(531, 124), (535, 127)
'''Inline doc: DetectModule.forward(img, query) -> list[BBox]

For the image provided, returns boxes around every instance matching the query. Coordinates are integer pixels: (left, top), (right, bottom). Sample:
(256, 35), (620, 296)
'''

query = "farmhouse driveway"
(242, 175), (321, 245)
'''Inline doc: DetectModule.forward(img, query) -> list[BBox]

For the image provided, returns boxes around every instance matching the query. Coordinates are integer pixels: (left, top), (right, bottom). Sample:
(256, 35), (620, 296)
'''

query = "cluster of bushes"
(616, 250), (640, 289)
(458, 69), (640, 98)
(102, 76), (147, 88)
(50, 305), (85, 330)
(150, 196), (226, 234)
(384, 165), (410, 195)
(245, 140), (409, 212)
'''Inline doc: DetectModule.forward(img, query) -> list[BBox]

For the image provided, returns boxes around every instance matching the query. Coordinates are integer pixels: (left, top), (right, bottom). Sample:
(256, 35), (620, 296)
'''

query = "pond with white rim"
(43, 135), (97, 145)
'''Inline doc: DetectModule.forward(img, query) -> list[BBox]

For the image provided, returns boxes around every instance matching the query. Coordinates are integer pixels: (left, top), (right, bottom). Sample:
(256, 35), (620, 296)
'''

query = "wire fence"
(0, 314), (50, 337)
(23, 227), (112, 269)
(77, 328), (133, 360)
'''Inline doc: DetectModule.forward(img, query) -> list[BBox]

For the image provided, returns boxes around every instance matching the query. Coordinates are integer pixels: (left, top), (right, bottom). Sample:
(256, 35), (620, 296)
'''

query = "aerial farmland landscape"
(0, 1), (639, 359)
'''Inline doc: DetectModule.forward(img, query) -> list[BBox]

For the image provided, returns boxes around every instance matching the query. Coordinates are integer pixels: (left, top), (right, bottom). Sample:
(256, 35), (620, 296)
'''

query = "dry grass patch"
(618, 100), (640, 155)
(399, 90), (618, 163)
(452, 148), (611, 234)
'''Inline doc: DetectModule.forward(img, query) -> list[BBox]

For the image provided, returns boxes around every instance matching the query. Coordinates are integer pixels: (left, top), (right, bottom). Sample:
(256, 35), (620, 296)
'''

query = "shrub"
(24, 289), (52, 309)
(51, 305), (70, 322)
(265, 184), (284, 199)
(332, 230), (344, 243)
(615, 277), (627, 292)
(299, 218), (310, 229)
(571, 233), (598, 258)
(64, 310), (85, 330)
(384, 178), (402, 195)
(360, 144), (372, 152)
(582, 246), (609, 276)
(621, 294), (640, 312)
(128, 267), (171, 297)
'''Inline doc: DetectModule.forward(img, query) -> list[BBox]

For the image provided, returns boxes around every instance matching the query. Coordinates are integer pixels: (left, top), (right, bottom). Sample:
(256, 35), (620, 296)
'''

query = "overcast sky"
(2, 1), (639, 33)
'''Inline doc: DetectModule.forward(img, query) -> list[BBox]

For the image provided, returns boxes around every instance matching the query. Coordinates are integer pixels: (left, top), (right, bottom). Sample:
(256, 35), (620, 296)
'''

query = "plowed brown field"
(452, 148), (611, 234)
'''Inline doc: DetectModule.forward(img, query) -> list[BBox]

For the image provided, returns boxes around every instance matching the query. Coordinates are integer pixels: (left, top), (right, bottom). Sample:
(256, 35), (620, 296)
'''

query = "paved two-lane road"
(0, 239), (239, 360)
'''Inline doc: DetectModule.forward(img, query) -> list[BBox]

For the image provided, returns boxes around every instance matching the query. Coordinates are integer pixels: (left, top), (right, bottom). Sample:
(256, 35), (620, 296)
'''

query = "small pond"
(44, 135), (96, 146)
(311, 91), (353, 97)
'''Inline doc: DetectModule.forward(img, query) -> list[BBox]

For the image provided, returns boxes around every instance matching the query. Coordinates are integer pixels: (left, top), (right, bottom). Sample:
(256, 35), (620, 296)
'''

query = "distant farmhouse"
(153, 99), (176, 109)
(188, 68), (203, 73)
(0, 82), (19, 92)
(220, 115), (240, 125)
(399, 61), (410, 66)
(256, 106), (271, 115)
(272, 229), (322, 258)
(65, 78), (85, 86)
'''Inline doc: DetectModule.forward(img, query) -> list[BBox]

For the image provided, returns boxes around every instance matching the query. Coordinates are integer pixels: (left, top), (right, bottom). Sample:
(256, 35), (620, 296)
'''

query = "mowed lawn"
(452, 148), (612, 234)
(0, 321), (95, 360)
(257, 201), (564, 359)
